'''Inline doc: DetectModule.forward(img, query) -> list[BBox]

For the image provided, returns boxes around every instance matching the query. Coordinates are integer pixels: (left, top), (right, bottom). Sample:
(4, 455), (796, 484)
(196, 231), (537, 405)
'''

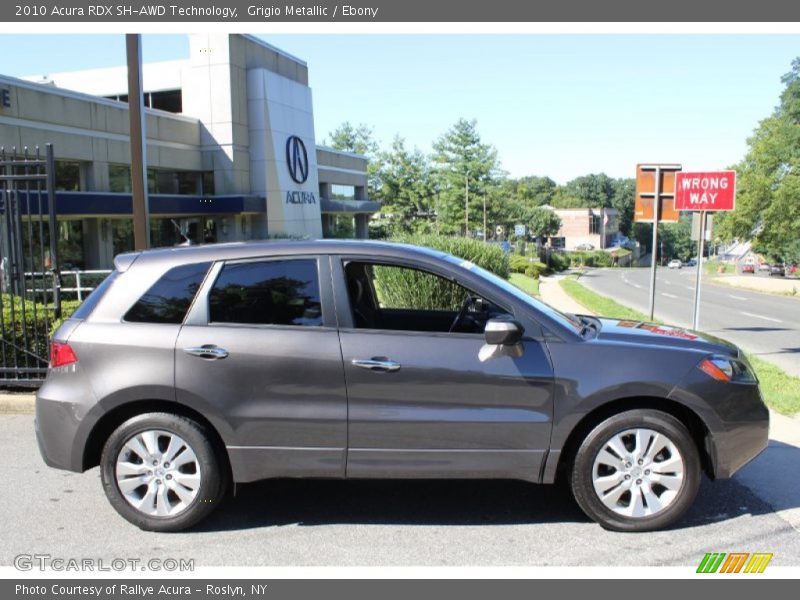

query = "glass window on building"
(55, 161), (81, 191)
(112, 219), (134, 256)
(58, 220), (85, 269)
(109, 164), (131, 193)
(331, 184), (355, 201)
(590, 214), (602, 234)
(201, 172), (215, 196)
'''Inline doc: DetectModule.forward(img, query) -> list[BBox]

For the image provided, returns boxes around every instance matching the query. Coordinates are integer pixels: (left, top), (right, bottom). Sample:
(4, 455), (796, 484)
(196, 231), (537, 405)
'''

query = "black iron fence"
(0, 144), (61, 386)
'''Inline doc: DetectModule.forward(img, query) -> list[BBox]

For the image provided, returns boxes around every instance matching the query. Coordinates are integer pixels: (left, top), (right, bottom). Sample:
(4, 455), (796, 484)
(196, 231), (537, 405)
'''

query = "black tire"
(570, 409), (701, 532)
(100, 412), (228, 532)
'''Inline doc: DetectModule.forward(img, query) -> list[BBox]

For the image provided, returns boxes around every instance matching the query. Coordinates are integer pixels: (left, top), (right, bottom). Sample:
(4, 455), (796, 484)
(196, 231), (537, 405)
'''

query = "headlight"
(698, 355), (757, 383)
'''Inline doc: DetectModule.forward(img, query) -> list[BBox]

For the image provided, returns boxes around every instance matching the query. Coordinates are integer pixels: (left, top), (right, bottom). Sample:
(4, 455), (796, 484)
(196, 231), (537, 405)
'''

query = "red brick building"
(548, 207), (619, 250)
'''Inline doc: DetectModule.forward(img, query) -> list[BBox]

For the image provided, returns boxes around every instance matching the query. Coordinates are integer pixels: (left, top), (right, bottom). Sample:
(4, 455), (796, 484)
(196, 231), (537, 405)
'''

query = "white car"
(668, 259), (682, 269)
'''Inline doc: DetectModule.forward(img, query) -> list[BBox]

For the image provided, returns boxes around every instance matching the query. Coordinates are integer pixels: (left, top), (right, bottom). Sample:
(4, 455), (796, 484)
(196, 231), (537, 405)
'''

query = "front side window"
(209, 259), (323, 327)
(124, 262), (210, 324)
(344, 261), (507, 334)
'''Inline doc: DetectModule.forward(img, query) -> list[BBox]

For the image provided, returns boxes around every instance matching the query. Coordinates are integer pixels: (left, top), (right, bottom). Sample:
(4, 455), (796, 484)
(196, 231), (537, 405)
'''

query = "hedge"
(380, 234), (510, 311)
(1, 294), (81, 369)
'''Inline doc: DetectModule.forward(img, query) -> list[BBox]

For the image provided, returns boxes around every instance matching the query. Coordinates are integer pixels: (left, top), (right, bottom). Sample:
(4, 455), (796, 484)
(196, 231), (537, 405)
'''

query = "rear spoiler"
(113, 251), (141, 273)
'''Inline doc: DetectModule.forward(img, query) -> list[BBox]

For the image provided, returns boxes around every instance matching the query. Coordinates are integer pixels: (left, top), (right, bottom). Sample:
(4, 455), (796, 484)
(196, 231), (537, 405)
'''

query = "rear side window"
(124, 262), (211, 324)
(71, 271), (119, 320)
(209, 259), (322, 326)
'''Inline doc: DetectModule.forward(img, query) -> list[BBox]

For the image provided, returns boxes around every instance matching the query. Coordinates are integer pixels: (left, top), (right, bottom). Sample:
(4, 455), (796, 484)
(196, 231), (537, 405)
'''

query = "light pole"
(483, 192), (487, 242)
(464, 169), (470, 237)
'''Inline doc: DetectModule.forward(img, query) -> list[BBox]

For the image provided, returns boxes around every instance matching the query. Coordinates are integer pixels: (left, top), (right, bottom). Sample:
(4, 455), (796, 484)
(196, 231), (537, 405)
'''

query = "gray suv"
(35, 240), (769, 532)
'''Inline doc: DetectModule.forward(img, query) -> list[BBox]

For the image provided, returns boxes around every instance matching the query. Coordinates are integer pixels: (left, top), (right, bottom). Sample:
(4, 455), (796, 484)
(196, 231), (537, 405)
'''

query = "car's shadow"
(194, 471), (784, 533)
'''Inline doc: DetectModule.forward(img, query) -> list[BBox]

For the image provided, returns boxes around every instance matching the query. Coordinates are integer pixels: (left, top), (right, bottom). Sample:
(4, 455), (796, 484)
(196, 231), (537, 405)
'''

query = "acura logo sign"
(286, 135), (309, 184)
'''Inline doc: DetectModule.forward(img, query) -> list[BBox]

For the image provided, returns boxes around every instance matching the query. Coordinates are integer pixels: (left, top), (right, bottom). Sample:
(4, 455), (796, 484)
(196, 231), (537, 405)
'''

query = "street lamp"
(464, 169), (470, 237)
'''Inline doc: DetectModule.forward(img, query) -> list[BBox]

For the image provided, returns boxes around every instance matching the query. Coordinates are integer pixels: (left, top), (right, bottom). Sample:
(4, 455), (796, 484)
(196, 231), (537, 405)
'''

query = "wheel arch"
(82, 399), (231, 481)
(547, 396), (713, 484)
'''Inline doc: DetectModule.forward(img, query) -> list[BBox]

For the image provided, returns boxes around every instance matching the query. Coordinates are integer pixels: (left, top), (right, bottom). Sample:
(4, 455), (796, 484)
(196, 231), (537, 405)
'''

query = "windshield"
(444, 255), (584, 332)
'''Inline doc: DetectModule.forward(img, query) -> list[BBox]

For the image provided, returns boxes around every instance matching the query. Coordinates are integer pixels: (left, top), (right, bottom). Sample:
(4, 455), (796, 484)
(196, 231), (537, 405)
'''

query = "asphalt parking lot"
(2, 413), (799, 567)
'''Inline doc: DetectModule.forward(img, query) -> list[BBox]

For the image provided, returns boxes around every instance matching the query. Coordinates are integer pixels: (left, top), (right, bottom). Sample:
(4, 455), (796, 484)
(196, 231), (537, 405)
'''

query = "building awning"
(5, 191), (266, 217)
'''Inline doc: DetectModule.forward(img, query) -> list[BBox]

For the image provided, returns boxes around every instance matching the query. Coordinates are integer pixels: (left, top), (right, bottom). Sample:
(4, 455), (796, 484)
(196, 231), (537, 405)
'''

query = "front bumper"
(670, 374), (769, 479)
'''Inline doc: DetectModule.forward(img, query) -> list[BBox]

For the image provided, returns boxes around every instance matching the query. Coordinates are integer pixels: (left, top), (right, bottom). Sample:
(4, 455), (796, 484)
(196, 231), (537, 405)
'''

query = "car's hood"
(592, 317), (739, 357)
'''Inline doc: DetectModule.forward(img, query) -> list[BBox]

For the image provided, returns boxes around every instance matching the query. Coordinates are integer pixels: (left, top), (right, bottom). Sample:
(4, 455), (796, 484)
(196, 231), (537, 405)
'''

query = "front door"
(336, 259), (554, 482)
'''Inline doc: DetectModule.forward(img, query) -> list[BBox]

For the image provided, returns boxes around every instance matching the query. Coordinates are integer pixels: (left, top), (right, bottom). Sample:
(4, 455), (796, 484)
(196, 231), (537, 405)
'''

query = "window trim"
(184, 255), (333, 330)
(333, 256), (514, 336)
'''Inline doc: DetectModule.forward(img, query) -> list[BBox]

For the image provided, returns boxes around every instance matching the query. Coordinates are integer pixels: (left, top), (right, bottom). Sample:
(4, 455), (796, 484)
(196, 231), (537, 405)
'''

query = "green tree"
(376, 137), (436, 234)
(326, 122), (382, 200)
(717, 58), (800, 260)
(524, 207), (562, 241)
(610, 178), (636, 237)
(431, 118), (502, 236)
(551, 173), (615, 208)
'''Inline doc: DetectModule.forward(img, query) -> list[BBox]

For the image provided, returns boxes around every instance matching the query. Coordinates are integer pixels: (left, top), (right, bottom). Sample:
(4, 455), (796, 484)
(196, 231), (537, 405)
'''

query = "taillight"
(50, 341), (78, 368)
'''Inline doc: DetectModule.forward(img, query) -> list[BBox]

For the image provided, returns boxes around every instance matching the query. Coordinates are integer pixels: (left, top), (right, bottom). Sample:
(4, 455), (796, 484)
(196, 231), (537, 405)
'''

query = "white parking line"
(729, 295), (748, 301)
(740, 311), (783, 323)
(661, 293), (679, 299)
(632, 283), (643, 289)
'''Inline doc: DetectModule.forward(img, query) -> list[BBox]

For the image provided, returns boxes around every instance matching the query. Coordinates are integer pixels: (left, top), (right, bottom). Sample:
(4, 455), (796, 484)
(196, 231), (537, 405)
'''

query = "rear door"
(334, 257), (554, 482)
(175, 255), (347, 482)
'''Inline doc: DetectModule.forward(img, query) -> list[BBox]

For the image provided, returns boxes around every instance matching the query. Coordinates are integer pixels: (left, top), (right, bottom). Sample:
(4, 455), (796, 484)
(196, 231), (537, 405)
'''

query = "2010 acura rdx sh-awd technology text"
(35, 240), (769, 532)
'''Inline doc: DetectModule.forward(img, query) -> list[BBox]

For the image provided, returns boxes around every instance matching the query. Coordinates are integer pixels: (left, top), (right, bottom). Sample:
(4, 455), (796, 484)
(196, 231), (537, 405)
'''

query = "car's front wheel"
(570, 409), (701, 532)
(100, 412), (228, 532)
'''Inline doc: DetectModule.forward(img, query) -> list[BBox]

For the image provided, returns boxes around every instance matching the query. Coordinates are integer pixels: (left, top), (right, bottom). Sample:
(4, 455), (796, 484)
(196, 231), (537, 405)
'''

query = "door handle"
(184, 345), (229, 360)
(351, 358), (401, 372)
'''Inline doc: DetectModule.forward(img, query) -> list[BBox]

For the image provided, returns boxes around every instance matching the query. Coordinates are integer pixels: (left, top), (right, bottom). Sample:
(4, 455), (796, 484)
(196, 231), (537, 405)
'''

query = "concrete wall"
(0, 75), (203, 191)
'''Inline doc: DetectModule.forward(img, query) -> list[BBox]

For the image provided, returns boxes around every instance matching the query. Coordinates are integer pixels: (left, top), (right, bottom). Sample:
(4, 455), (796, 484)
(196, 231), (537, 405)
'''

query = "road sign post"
(675, 170), (737, 330)
(635, 164), (682, 321)
(692, 211), (707, 330)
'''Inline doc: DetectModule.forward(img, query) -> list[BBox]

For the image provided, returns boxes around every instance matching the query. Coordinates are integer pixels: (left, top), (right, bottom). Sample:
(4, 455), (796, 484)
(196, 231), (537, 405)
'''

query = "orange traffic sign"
(634, 164), (682, 223)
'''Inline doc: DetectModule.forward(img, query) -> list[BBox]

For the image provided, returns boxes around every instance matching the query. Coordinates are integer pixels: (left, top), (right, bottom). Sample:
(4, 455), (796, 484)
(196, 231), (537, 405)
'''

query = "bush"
(390, 234), (509, 279)
(549, 252), (570, 272)
(510, 254), (532, 273)
(381, 234), (511, 311)
(524, 261), (548, 279)
(1, 295), (80, 369)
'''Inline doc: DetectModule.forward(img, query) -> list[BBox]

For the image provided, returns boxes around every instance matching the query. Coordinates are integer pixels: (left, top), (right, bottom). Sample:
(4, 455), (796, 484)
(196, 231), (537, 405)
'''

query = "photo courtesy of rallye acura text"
(35, 240), (768, 532)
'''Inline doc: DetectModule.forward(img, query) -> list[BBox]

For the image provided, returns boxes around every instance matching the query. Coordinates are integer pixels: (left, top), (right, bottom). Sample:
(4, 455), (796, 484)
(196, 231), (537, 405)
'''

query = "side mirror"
(484, 317), (524, 346)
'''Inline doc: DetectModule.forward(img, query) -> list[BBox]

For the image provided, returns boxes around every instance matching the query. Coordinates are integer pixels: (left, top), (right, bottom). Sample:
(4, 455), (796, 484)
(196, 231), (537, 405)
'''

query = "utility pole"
(482, 192), (487, 241)
(464, 169), (470, 237)
(126, 34), (150, 250)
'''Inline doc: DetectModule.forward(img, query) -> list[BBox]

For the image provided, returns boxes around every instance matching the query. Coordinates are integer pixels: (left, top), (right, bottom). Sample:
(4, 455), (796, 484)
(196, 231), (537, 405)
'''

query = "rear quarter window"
(124, 262), (211, 324)
(70, 271), (119, 320)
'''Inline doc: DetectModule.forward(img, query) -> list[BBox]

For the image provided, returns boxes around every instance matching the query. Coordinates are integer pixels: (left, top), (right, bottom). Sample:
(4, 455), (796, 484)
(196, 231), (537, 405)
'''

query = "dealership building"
(0, 33), (377, 269)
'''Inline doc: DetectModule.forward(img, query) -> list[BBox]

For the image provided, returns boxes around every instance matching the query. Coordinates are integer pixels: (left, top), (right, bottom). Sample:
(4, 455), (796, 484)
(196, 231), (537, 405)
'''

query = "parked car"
(575, 243), (594, 251)
(36, 240), (768, 533)
(668, 259), (682, 269)
(759, 263), (772, 272)
(686, 259), (697, 267)
(770, 263), (786, 277)
(741, 263), (755, 274)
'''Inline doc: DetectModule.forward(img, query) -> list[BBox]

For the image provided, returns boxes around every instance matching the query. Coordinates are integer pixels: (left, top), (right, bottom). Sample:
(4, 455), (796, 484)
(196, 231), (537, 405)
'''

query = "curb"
(0, 393), (35, 414)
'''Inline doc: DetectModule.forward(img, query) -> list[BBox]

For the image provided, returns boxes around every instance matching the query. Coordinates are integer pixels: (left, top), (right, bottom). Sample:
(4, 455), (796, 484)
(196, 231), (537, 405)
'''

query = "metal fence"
(0, 144), (60, 386)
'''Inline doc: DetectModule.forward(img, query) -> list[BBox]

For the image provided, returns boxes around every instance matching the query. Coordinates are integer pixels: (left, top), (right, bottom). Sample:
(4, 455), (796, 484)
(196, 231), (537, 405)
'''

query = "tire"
(570, 409), (701, 532)
(100, 412), (228, 532)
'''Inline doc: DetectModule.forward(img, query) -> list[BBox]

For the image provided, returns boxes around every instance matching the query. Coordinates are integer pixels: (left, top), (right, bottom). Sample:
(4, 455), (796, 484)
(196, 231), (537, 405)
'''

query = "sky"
(0, 33), (797, 183)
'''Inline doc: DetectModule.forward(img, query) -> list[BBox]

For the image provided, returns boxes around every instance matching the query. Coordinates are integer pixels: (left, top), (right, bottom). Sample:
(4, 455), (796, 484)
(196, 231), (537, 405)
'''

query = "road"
(578, 267), (800, 377)
(2, 414), (799, 568)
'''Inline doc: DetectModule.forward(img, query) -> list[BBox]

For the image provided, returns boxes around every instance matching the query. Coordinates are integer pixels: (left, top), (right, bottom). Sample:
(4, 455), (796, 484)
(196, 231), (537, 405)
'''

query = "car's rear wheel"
(101, 412), (228, 532)
(570, 409), (701, 532)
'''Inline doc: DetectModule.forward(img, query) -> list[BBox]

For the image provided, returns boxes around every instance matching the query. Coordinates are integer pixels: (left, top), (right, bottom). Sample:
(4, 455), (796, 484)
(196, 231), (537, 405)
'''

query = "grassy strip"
(559, 277), (660, 322)
(509, 273), (540, 297)
(559, 276), (800, 415)
(745, 354), (800, 416)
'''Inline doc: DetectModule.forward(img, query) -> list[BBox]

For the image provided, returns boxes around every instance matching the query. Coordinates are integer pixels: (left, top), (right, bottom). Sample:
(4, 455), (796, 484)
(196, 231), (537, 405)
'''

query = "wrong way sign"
(674, 171), (737, 211)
